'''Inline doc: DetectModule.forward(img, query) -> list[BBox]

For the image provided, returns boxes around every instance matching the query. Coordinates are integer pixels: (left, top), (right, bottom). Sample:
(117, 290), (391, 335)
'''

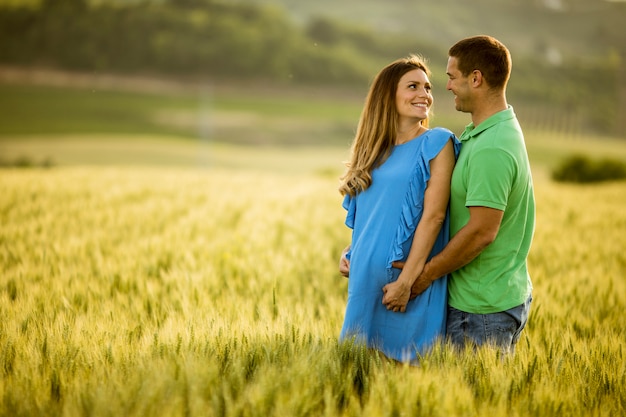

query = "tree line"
(0, 0), (437, 86)
(0, 0), (622, 135)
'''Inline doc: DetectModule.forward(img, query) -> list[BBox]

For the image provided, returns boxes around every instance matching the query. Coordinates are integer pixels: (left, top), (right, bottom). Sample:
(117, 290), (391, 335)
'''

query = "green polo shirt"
(449, 106), (535, 314)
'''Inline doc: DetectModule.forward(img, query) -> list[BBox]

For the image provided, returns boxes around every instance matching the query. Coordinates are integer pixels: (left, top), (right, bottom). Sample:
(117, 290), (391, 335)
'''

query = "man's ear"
(471, 70), (483, 87)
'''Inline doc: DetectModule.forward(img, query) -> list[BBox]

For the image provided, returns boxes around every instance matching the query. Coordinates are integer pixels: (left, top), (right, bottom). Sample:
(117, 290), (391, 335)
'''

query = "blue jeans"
(446, 295), (532, 354)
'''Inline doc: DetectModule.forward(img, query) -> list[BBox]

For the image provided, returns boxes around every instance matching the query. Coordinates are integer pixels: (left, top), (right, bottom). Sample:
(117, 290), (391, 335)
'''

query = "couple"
(338, 35), (535, 363)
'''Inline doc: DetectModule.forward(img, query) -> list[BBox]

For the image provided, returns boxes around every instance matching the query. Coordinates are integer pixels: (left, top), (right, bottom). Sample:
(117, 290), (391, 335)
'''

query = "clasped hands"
(339, 249), (433, 313)
(381, 261), (432, 313)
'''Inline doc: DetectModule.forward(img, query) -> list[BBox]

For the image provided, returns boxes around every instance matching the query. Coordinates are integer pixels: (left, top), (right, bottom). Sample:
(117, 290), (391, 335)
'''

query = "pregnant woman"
(338, 55), (460, 364)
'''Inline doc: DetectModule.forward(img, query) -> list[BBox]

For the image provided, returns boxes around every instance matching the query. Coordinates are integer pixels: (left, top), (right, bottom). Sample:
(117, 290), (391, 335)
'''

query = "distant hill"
(0, 0), (623, 135)
(244, 0), (626, 64)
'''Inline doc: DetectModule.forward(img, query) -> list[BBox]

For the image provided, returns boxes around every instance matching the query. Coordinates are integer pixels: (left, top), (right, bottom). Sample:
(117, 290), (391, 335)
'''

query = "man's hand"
(339, 245), (350, 278)
(392, 261), (433, 299)
(391, 261), (405, 270)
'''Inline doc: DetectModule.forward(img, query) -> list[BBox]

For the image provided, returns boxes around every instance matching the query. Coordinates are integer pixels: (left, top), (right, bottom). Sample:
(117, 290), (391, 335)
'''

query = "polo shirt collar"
(459, 105), (515, 142)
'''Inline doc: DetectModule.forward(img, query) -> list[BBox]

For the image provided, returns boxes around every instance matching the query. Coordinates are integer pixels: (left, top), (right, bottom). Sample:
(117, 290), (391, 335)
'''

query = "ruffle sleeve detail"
(386, 127), (460, 269)
(342, 194), (356, 229)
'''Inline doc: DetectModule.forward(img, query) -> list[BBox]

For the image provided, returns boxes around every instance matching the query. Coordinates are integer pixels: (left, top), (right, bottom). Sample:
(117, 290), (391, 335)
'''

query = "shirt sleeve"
(465, 147), (516, 211)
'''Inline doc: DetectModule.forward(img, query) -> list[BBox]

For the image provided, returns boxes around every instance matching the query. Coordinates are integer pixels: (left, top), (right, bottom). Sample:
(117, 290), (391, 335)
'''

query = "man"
(383, 35), (535, 353)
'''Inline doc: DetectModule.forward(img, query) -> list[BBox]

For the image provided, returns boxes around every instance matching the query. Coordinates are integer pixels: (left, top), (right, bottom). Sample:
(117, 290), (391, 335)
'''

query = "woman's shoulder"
(428, 127), (461, 146)
(427, 126), (456, 138)
(423, 127), (461, 158)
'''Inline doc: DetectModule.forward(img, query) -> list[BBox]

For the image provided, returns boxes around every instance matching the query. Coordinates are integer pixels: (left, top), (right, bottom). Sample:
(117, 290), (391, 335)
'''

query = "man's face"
(446, 57), (472, 113)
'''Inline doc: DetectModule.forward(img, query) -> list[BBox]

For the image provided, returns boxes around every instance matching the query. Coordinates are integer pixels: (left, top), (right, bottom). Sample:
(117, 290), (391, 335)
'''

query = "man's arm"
(409, 205), (503, 297)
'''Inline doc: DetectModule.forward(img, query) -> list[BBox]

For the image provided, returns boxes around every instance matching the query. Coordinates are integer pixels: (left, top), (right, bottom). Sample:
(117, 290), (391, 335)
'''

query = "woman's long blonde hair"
(339, 55), (431, 197)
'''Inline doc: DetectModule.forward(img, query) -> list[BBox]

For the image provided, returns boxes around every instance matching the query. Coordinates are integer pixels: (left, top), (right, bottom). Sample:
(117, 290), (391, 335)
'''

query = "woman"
(338, 55), (460, 363)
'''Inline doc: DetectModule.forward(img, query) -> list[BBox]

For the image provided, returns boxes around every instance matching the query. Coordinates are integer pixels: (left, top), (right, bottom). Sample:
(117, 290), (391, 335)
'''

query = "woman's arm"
(382, 139), (456, 312)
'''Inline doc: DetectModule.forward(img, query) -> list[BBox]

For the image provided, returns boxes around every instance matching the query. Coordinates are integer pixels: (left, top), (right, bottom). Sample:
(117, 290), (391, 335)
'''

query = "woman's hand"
(382, 279), (411, 313)
(339, 245), (350, 278)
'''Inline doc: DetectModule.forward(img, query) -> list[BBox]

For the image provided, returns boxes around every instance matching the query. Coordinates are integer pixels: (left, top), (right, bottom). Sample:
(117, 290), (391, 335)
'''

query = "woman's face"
(395, 68), (432, 123)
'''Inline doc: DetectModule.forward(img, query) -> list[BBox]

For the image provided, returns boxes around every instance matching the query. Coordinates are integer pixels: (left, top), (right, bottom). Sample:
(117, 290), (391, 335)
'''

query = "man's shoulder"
(475, 117), (523, 149)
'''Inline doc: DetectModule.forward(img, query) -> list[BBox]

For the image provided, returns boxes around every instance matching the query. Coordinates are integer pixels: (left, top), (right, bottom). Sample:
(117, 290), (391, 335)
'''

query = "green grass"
(1, 78), (625, 174)
(0, 134), (349, 174)
(0, 83), (196, 136)
(0, 81), (363, 146)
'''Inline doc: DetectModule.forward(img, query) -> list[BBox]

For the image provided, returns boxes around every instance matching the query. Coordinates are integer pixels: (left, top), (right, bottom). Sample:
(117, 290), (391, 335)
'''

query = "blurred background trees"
(0, 0), (624, 136)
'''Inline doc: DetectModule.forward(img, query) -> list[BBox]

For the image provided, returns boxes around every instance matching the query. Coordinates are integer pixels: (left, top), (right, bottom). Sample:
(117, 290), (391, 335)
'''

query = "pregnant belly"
(347, 253), (397, 295)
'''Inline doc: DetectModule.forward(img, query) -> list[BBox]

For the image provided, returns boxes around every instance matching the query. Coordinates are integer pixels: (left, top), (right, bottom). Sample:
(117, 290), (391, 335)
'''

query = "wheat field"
(1, 164), (625, 417)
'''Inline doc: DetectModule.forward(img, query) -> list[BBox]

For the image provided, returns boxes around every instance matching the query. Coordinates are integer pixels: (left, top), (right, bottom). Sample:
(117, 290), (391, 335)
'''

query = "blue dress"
(340, 127), (460, 362)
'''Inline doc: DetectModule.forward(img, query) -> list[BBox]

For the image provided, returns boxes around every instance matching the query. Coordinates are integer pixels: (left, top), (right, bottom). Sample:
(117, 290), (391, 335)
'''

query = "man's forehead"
(446, 57), (459, 73)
